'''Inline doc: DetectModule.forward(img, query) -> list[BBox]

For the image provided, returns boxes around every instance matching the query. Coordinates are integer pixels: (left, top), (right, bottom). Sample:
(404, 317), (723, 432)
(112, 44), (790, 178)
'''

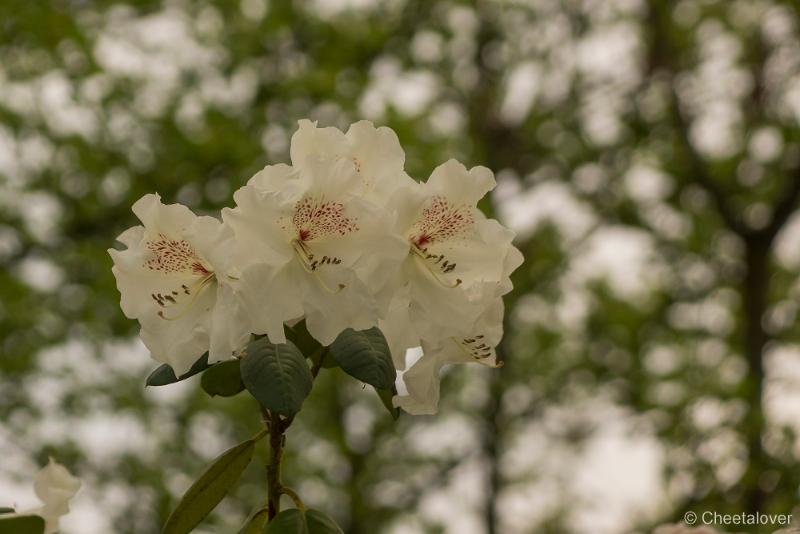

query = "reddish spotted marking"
(289, 195), (359, 242)
(410, 196), (473, 246)
(144, 234), (210, 275)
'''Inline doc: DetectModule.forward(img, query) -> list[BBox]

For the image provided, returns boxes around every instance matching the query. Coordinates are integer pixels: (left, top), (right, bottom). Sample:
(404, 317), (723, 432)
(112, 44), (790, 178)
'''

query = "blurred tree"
(3, 0), (800, 533)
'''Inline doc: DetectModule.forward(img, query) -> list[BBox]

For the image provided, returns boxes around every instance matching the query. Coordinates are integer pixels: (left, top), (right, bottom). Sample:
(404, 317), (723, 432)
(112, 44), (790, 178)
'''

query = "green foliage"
(240, 339), (312, 417)
(285, 321), (322, 358)
(0, 515), (45, 534)
(305, 509), (345, 534)
(237, 507), (269, 534)
(329, 328), (395, 389)
(375, 386), (400, 420)
(146, 353), (211, 387)
(0, 509), (13, 515)
(265, 509), (305, 534)
(162, 439), (257, 534)
(201, 359), (245, 398)
(265, 509), (343, 534)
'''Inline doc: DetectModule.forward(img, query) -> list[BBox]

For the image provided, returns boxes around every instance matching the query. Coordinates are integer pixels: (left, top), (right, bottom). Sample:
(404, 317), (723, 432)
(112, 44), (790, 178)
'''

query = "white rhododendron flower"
(223, 137), (408, 345)
(109, 194), (250, 375)
(397, 160), (519, 338)
(394, 296), (506, 415)
(385, 160), (522, 412)
(34, 459), (81, 534)
(378, 157), (520, 374)
(10, 459), (81, 534)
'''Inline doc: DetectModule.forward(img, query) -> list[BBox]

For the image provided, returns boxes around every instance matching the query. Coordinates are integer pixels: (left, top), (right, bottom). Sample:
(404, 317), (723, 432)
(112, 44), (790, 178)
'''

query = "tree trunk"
(741, 235), (770, 513)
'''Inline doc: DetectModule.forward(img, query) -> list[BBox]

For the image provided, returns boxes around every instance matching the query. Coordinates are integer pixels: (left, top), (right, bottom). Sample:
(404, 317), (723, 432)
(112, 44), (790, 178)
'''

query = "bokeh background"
(3, 0), (800, 532)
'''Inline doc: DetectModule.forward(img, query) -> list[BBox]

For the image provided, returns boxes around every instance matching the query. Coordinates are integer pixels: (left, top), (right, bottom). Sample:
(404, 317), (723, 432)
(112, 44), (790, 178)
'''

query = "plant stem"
(279, 485), (306, 511)
(263, 348), (325, 520)
(265, 408), (291, 519)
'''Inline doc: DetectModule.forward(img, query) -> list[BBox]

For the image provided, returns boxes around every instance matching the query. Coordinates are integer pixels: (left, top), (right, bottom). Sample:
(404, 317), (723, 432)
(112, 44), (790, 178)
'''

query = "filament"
(157, 274), (215, 321)
(411, 246), (462, 288)
(291, 239), (345, 294)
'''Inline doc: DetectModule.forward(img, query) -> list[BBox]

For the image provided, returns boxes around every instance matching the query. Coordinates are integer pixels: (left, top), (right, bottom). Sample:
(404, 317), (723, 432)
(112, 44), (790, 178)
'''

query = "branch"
(667, 88), (750, 237)
(266, 409), (287, 519)
(764, 167), (800, 241)
(647, 1), (750, 237)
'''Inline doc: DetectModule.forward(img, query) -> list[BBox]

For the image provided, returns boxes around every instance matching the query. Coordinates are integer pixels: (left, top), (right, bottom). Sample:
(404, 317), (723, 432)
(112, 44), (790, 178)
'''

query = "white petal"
(185, 215), (236, 274)
(115, 225), (144, 248)
(208, 282), (252, 362)
(138, 285), (215, 374)
(426, 159), (495, 206)
(303, 272), (380, 345)
(132, 193), (196, 235)
(247, 163), (297, 193)
(236, 262), (304, 344)
(422, 216), (516, 287)
(345, 120), (410, 196)
(290, 119), (348, 168)
(394, 353), (443, 415)
(298, 154), (362, 200)
(378, 294), (421, 370)
(224, 184), (295, 267)
(405, 258), (484, 340)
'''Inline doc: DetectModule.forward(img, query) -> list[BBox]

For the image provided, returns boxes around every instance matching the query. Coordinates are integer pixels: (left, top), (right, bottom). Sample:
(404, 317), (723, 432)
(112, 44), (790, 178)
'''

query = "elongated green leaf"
(162, 439), (256, 534)
(265, 509), (307, 534)
(0, 514), (45, 534)
(240, 339), (312, 417)
(146, 353), (210, 386)
(375, 386), (400, 420)
(329, 328), (395, 389)
(305, 509), (344, 534)
(201, 359), (245, 397)
(237, 507), (269, 534)
(0, 508), (14, 515)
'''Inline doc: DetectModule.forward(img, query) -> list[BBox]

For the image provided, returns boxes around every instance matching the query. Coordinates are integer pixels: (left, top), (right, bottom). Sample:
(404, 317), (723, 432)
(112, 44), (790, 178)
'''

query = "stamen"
(156, 274), (215, 320)
(291, 239), (345, 294)
(411, 245), (462, 288)
(452, 337), (502, 368)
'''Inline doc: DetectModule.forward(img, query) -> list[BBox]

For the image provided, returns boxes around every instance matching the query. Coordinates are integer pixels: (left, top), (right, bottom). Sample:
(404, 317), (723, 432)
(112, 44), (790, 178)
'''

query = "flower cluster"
(110, 120), (521, 414)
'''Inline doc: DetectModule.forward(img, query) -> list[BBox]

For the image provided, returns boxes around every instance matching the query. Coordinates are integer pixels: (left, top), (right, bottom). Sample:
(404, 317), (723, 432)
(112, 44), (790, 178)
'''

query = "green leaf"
(201, 359), (245, 397)
(0, 508), (14, 515)
(162, 438), (256, 534)
(285, 320), (322, 357)
(0, 515), (45, 534)
(329, 328), (395, 389)
(310, 347), (337, 370)
(305, 509), (344, 534)
(237, 507), (269, 534)
(240, 338), (312, 417)
(146, 353), (210, 387)
(265, 509), (307, 534)
(375, 386), (400, 420)
(264, 509), (343, 534)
